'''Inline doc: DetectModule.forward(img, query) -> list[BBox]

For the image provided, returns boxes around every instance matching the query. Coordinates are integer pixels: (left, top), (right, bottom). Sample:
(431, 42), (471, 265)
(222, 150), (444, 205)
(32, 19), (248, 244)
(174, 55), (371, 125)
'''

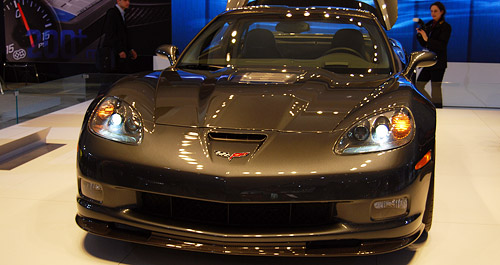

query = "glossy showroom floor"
(0, 101), (499, 264)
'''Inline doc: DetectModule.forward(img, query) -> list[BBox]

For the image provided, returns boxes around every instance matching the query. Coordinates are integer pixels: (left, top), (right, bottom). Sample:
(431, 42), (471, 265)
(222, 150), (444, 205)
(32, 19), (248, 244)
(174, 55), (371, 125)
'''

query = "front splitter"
(76, 215), (424, 257)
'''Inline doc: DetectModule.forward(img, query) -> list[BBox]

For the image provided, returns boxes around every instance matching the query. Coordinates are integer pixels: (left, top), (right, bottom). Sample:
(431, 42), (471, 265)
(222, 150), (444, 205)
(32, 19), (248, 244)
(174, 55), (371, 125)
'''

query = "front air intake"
(208, 132), (267, 142)
(138, 192), (336, 227)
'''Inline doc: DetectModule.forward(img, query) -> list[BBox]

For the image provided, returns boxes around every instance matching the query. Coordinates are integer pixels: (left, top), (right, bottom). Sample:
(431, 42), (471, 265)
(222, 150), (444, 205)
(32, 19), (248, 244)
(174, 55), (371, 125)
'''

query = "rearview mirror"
(276, 21), (310, 33)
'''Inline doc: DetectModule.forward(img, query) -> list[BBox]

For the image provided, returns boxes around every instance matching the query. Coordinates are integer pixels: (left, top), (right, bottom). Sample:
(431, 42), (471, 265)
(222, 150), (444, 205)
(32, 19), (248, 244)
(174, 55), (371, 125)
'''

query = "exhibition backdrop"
(3, 0), (499, 63)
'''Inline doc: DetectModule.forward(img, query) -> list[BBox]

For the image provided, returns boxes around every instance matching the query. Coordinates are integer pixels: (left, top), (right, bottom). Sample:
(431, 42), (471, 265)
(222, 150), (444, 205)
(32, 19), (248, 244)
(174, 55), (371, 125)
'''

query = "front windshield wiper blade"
(178, 64), (226, 71)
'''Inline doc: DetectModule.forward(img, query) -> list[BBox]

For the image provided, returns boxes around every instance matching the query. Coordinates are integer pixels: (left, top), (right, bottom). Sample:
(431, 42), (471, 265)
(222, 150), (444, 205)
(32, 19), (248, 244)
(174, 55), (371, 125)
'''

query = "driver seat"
(330, 29), (368, 60)
(240, 29), (281, 58)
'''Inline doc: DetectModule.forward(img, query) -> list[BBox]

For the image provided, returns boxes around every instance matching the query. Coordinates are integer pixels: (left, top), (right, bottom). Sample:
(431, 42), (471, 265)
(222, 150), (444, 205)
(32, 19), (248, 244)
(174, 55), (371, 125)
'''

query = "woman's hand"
(416, 28), (428, 42)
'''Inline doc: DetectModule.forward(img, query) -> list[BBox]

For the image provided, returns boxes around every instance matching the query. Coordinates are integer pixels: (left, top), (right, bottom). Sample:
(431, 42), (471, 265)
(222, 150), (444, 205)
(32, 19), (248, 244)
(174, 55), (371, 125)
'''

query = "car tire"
(423, 173), (434, 232)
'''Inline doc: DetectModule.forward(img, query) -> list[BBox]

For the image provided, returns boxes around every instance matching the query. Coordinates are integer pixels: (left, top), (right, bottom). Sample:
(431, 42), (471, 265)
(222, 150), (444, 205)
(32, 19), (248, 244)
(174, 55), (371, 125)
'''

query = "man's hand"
(130, 49), (138, 60)
(119, 51), (127, 59)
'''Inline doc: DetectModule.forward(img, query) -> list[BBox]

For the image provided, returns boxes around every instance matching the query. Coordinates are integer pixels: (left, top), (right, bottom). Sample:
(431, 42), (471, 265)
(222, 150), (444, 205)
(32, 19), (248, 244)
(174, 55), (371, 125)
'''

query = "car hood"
(154, 68), (394, 132)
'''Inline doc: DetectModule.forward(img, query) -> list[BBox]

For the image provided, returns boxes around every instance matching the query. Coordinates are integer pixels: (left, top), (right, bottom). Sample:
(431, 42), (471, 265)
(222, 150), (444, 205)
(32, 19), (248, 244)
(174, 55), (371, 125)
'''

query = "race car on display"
(76, 0), (438, 256)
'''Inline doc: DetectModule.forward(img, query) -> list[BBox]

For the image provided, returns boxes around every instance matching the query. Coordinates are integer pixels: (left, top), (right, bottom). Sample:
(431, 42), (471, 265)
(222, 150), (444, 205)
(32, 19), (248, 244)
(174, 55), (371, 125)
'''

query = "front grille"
(138, 192), (336, 227)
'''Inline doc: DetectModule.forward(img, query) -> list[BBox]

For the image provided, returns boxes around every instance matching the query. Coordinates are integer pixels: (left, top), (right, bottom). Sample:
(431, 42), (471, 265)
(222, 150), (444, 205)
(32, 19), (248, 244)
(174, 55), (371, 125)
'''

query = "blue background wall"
(172, 0), (500, 63)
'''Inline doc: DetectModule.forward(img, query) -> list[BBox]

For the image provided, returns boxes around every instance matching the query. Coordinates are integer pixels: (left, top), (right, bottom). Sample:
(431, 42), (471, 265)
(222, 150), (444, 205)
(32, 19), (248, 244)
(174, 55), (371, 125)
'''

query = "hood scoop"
(230, 72), (297, 84)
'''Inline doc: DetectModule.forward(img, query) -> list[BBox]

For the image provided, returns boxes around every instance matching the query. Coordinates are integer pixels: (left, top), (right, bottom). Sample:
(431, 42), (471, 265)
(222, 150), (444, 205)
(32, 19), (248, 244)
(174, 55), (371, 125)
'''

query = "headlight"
(334, 107), (414, 154)
(89, 97), (143, 144)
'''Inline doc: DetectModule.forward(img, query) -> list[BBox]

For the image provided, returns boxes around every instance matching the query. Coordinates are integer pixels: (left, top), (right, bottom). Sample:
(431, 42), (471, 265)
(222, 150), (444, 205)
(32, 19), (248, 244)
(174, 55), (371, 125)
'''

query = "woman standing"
(416, 2), (452, 108)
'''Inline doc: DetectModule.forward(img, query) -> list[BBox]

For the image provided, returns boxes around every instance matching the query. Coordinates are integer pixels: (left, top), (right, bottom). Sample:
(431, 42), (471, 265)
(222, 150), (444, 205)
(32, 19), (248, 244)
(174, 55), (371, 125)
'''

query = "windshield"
(178, 11), (393, 77)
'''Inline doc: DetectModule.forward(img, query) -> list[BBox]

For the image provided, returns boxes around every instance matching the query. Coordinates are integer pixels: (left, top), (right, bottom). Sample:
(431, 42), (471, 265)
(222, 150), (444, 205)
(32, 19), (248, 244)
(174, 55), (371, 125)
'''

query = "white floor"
(0, 102), (499, 265)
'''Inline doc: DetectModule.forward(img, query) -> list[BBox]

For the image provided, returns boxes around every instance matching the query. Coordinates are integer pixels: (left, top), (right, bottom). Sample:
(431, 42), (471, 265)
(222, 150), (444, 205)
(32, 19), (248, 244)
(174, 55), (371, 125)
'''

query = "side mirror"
(155, 44), (179, 66)
(402, 51), (437, 79)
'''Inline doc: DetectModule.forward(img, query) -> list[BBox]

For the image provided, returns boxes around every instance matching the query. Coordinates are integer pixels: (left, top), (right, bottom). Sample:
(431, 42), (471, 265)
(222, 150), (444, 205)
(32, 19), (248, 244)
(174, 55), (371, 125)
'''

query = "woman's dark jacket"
(417, 19), (452, 70)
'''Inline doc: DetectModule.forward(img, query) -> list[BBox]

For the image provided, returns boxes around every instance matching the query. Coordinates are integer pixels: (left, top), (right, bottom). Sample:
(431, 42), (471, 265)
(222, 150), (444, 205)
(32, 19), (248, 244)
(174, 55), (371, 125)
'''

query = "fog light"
(371, 197), (408, 220)
(80, 179), (103, 202)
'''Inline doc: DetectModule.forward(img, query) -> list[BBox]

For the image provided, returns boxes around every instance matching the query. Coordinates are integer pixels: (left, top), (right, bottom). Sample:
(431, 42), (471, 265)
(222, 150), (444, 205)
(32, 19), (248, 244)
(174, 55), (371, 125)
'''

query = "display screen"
(3, 0), (171, 63)
(3, 0), (114, 62)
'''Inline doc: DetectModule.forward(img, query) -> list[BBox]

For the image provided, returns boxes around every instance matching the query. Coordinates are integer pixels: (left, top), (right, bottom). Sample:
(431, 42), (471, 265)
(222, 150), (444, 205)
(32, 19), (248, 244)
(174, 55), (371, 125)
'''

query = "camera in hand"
(413, 18), (428, 37)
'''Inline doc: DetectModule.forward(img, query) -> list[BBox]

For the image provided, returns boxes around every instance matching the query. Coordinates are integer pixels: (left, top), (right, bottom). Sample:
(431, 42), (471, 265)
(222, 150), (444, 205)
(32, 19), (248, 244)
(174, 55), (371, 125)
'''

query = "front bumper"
(76, 167), (429, 256)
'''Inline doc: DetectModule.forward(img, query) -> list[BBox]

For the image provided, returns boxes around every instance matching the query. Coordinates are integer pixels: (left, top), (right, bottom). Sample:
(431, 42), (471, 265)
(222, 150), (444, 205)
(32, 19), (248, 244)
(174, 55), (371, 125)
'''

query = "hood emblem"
(215, 151), (250, 161)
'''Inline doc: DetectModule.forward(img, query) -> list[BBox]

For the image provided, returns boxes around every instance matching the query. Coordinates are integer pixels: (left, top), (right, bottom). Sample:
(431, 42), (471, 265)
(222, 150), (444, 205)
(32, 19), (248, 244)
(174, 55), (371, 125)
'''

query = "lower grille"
(139, 192), (335, 227)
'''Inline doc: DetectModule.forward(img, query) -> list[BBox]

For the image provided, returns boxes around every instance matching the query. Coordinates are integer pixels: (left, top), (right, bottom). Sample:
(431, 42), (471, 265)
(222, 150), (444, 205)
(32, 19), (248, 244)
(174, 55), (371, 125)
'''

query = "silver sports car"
(76, 0), (437, 256)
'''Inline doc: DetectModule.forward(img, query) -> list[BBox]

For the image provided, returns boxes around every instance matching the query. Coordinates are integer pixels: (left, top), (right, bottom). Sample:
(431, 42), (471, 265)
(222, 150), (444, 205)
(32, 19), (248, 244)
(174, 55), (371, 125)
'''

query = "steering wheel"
(324, 47), (364, 58)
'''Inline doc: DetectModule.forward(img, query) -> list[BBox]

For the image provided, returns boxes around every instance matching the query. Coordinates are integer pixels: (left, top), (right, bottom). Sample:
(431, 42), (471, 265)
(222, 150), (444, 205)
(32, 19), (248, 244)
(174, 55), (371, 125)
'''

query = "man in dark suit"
(102, 0), (137, 73)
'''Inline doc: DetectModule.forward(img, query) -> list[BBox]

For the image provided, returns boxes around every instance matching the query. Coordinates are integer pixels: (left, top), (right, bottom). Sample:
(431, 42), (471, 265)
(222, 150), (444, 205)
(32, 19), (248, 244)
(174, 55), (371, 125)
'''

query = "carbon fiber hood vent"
(229, 72), (298, 84)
